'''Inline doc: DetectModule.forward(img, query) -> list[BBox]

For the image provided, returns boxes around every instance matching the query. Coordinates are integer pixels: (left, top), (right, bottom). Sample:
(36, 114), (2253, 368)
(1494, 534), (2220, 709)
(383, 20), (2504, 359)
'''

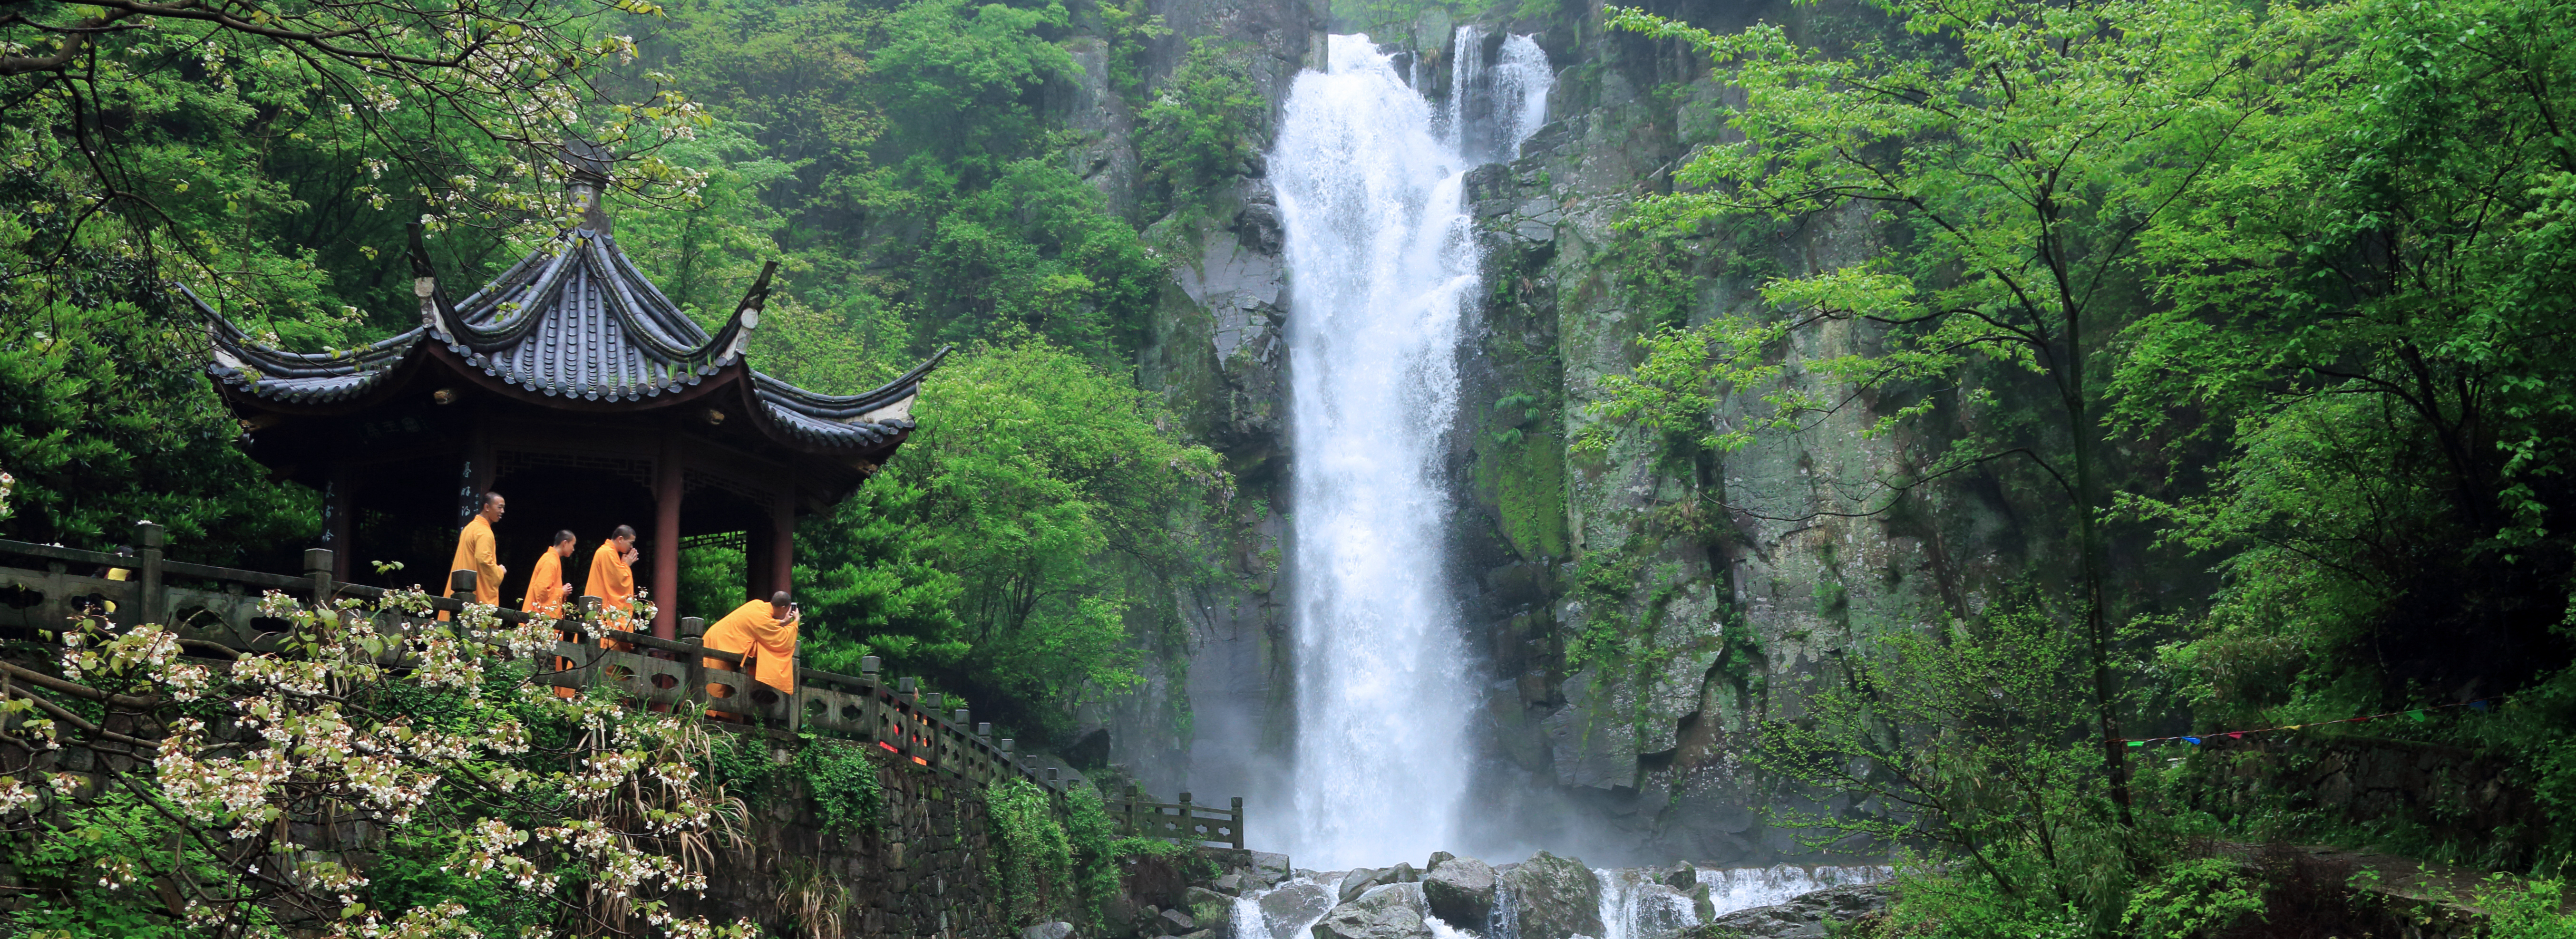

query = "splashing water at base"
(1235, 876), (1339, 939)
(1701, 865), (1895, 917)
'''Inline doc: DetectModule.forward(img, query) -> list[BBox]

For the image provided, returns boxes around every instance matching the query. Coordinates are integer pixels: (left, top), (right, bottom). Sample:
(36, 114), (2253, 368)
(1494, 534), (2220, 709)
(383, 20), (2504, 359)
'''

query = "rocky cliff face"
(1084, 0), (2025, 865)
(1048, 0), (1319, 805)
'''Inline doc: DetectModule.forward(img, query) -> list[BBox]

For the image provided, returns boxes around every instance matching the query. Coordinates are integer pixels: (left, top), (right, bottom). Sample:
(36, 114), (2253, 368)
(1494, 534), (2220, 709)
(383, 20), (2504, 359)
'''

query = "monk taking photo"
(702, 591), (800, 721)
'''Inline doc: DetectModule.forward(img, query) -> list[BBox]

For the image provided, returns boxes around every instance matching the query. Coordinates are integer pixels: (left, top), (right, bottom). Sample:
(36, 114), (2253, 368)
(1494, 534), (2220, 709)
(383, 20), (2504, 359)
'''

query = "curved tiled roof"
(747, 346), (950, 452)
(200, 286), (430, 405)
(429, 228), (755, 403)
(199, 224), (945, 457)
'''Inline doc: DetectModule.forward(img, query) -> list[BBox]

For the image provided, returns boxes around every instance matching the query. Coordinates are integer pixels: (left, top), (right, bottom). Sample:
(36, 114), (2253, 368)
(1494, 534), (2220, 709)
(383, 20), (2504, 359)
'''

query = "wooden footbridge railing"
(0, 522), (1245, 850)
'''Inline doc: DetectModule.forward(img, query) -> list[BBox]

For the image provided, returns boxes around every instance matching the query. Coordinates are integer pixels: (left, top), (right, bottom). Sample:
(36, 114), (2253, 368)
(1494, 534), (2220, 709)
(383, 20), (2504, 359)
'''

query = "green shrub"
(800, 738), (887, 835)
(989, 777), (1077, 927)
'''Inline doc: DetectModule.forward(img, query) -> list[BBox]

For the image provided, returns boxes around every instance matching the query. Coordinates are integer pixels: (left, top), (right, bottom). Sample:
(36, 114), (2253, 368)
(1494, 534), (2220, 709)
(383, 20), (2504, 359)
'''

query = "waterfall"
(1274, 32), (1479, 869)
(1271, 28), (1551, 869)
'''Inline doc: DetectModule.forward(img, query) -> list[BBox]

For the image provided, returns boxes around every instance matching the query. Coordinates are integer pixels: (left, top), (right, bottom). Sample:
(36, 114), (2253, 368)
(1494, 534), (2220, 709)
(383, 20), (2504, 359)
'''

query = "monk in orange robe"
(583, 525), (640, 644)
(441, 492), (507, 620)
(522, 530), (577, 618)
(702, 591), (800, 721)
(526, 530), (581, 698)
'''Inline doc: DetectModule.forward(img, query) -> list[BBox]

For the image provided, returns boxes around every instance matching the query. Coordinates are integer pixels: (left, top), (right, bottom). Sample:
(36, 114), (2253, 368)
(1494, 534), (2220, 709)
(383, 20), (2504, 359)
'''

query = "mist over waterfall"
(1271, 29), (1551, 870)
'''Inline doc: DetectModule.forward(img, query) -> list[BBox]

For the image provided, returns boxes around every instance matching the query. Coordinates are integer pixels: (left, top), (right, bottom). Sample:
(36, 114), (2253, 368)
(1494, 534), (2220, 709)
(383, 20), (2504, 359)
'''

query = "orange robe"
(583, 542), (635, 616)
(522, 549), (568, 618)
(703, 599), (798, 699)
(441, 516), (502, 619)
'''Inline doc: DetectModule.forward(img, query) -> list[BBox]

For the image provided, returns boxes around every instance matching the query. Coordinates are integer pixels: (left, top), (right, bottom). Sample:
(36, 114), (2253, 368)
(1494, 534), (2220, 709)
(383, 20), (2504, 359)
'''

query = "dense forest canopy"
(0, 0), (1248, 736)
(7, 0), (2576, 930)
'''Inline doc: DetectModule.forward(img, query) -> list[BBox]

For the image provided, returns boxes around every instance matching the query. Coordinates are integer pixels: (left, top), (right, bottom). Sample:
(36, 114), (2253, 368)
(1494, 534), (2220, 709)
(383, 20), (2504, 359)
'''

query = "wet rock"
(1311, 882), (1433, 939)
(1338, 868), (1381, 903)
(1215, 873), (1246, 895)
(1421, 855), (1497, 926)
(1659, 863), (1698, 891)
(1428, 851), (1457, 871)
(1023, 923), (1075, 939)
(1249, 852), (1294, 887)
(1499, 852), (1604, 939)
(1694, 884), (1891, 939)
(1161, 908), (1199, 933)
(1256, 881), (1337, 939)
(1189, 887), (1235, 939)
(1387, 862), (1419, 884)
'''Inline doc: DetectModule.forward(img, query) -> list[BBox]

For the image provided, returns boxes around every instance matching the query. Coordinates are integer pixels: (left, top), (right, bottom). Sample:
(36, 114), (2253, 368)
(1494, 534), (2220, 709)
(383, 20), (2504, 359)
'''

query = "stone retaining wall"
(684, 745), (1022, 939)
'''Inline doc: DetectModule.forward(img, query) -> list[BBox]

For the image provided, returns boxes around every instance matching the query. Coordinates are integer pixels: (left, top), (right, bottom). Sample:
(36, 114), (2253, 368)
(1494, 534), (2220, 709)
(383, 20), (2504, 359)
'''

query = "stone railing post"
(680, 616), (706, 710)
(786, 649), (804, 736)
(1128, 783), (1146, 837)
(448, 570), (476, 602)
(307, 548), (336, 611)
(134, 522), (165, 627)
(1230, 797), (1245, 850)
(858, 656), (882, 746)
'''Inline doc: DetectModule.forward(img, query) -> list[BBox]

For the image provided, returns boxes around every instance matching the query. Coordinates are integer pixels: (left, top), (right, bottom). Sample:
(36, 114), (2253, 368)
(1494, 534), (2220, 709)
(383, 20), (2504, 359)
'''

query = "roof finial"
(560, 139), (613, 232)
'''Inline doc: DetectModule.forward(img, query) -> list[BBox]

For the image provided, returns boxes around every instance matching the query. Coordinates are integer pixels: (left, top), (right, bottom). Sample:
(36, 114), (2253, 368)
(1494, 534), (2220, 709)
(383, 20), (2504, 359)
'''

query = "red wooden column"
(652, 433), (684, 638)
(768, 482), (795, 597)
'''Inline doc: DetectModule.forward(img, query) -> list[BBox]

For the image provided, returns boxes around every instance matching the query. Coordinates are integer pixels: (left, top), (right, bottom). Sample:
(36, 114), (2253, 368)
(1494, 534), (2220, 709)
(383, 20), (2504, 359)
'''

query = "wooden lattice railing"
(0, 522), (1244, 849)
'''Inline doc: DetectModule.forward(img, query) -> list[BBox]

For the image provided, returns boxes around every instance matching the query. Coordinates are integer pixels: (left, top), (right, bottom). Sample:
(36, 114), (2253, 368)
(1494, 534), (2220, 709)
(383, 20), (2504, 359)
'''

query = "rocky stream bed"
(1051, 850), (1893, 939)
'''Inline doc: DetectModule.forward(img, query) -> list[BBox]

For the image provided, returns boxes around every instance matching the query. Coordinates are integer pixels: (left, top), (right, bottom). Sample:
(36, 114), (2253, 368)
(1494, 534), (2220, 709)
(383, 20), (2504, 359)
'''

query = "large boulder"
(1187, 887), (1236, 939)
(1498, 852), (1604, 939)
(1338, 868), (1381, 903)
(1249, 852), (1294, 888)
(1311, 883), (1433, 939)
(1252, 881), (1338, 939)
(1421, 856), (1497, 926)
(1695, 884), (1891, 939)
(1022, 923), (1075, 939)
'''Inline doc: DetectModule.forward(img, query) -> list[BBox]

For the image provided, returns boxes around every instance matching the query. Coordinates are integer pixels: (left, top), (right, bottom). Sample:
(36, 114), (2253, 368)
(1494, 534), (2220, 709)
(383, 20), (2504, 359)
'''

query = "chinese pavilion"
(199, 180), (942, 638)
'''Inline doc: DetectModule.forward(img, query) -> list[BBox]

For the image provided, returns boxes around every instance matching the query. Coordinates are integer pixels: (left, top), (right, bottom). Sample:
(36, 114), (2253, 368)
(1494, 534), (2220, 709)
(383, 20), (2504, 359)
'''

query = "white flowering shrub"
(1, 588), (762, 938)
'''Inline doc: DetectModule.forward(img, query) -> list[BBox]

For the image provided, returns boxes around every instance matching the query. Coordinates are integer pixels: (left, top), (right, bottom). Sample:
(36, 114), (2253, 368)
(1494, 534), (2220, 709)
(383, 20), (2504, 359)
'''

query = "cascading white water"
(1700, 865), (1895, 916)
(1274, 32), (1482, 869)
(1593, 869), (1701, 939)
(1445, 25), (1485, 150)
(1273, 27), (1551, 869)
(1580, 865), (1893, 939)
(1234, 876), (1338, 939)
(1491, 34), (1554, 159)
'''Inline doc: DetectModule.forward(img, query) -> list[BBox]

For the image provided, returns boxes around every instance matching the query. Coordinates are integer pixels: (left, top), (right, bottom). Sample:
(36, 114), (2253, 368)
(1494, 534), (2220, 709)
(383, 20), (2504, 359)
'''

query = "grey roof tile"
(199, 228), (945, 456)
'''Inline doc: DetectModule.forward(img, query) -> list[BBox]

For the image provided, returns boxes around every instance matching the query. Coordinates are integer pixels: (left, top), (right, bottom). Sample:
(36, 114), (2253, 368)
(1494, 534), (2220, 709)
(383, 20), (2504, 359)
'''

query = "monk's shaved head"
(481, 491), (505, 507)
(771, 591), (791, 606)
(612, 524), (637, 540)
(554, 530), (576, 545)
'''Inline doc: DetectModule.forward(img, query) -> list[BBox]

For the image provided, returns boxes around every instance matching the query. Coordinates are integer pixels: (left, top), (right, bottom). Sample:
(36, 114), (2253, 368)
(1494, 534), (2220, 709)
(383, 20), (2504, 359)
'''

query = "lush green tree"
(2119, 0), (2576, 705)
(1135, 39), (1264, 220)
(1608, 0), (2318, 821)
(797, 339), (1227, 735)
